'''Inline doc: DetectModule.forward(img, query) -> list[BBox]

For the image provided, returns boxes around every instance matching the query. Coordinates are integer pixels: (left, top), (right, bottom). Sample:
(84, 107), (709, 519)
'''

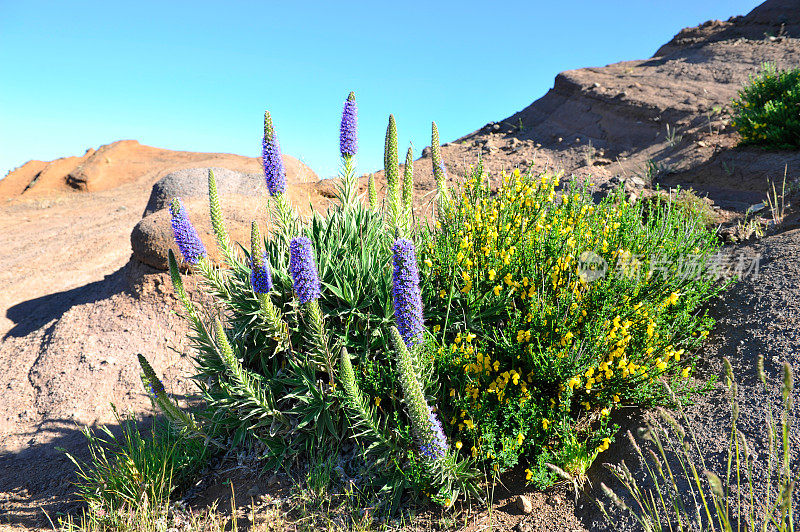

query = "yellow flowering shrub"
(420, 164), (723, 487)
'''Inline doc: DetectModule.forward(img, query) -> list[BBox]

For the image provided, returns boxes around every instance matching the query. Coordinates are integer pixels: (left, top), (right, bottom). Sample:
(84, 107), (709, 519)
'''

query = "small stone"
(515, 521), (533, 532)
(492, 123), (500, 131)
(516, 494), (533, 514)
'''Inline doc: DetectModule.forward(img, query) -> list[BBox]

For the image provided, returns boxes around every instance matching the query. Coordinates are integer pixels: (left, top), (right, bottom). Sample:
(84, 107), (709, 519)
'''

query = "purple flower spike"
(339, 91), (358, 158)
(392, 238), (425, 347)
(262, 111), (287, 196)
(250, 252), (273, 294)
(289, 237), (321, 304)
(169, 198), (206, 265)
(419, 406), (448, 460)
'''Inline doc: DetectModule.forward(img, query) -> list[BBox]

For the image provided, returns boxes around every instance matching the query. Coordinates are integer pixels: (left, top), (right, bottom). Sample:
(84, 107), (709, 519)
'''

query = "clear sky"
(0, 0), (762, 181)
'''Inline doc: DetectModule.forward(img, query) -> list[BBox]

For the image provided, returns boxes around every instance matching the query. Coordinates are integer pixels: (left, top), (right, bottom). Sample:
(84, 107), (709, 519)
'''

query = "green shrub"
(732, 62), (800, 149)
(419, 166), (724, 487)
(64, 406), (208, 516)
(129, 93), (725, 510)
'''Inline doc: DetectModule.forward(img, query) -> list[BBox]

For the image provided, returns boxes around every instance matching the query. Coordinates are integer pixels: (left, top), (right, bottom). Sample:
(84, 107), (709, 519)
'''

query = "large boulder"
(131, 167), (332, 269)
(141, 167), (266, 217)
(131, 168), (267, 269)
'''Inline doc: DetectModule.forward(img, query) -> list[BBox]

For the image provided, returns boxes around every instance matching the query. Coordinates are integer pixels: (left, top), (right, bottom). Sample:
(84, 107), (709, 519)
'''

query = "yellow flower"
(455, 441), (463, 450)
(488, 268), (497, 281)
(439, 289), (447, 299)
(424, 259), (433, 268)
(465, 332), (476, 343)
(493, 285), (502, 296)
(374, 397), (381, 407)
(525, 468), (533, 481)
(597, 437), (611, 453)
(600, 407), (610, 417)
(464, 419), (474, 430)
(517, 433), (525, 445)
(433, 324), (441, 333)
(682, 367), (691, 379)
(449, 388), (456, 397)
(613, 394), (620, 403)
(542, 418), (550, 430)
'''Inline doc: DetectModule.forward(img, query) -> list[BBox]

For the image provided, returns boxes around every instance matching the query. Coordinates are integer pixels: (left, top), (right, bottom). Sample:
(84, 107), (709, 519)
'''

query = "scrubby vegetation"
(598, 357), (796, 532)
(63, 92), (730, 528)
(732, 62), (800, 150)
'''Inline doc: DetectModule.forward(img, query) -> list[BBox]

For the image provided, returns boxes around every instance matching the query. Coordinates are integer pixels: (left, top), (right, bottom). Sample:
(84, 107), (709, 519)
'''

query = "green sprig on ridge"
(207, 169), (234, 263)
(384, 114), (401, 231)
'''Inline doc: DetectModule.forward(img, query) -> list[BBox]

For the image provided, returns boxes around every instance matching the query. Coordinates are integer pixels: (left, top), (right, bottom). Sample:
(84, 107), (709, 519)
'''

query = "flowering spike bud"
(289, 236), (321, 304)
(339, 91), (358, 158)
(782, 362), (793, 404)
(757, 355), (766, 385)
(207, 169), (233, 260)
(390, 326), (447, 461)
(431, 122), (452, 215)
(384, 115), (400, 223)
(250, 222), (273, 294)
(368, 174), (377, 211)
(169, 198), (206, 265)
(431, 122), (446, 186)
(138, 353), (168, 399)
(262, 111), (287, 196)
(392, 238), (425, 348)
(402, 145), (414, 211)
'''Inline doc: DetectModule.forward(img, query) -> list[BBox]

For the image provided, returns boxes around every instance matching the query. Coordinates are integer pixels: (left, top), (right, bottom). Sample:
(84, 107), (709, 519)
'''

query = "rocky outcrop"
(393, 0), (800, 213)
(130, 167), (332, 270)
(0, 139), (316, 197)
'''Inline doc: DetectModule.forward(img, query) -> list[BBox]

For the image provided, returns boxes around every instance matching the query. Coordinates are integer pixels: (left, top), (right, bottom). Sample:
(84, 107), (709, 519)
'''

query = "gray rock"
(516, 494), (533, 514)
(142, 167), (265, 216)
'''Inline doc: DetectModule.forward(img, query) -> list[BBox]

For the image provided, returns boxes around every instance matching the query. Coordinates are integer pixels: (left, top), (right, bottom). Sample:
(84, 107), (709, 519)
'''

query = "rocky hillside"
(400, 0), (800, 214)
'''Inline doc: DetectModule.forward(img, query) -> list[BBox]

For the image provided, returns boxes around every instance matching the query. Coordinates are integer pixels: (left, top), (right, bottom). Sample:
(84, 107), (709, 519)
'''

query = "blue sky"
(0, 1), (762, 181)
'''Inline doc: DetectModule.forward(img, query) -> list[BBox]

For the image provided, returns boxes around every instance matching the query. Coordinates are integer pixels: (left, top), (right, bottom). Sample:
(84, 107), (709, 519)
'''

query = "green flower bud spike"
(390, 326), (447, 463)
(384, 114), (401, 232)
(368, 173), (378, 211)
(208, 169), (234, 263)
(211, 318), (286, 430)
(251, 221), (289, 349)
(431, 122), (452, 218)
(304, 299), (335, 384)
(339, 346), (397, 457)
(402, 145), (414, 215)
(138, 353), (223, 449)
